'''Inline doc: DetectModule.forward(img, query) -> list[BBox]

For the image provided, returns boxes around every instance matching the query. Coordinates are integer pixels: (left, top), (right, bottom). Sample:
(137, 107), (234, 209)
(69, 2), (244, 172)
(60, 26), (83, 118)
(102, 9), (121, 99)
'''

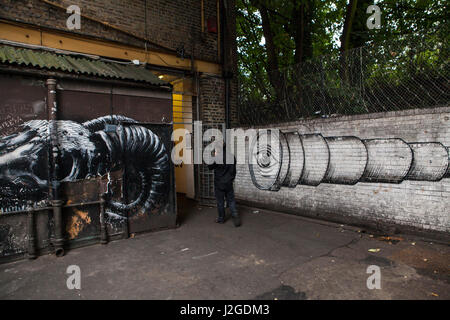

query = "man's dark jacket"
(208, 148), (236, 191)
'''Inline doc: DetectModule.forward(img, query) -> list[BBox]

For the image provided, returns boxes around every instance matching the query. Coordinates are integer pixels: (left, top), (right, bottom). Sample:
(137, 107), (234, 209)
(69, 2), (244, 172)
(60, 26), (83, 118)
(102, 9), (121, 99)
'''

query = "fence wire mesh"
(238, 29), (449, 126)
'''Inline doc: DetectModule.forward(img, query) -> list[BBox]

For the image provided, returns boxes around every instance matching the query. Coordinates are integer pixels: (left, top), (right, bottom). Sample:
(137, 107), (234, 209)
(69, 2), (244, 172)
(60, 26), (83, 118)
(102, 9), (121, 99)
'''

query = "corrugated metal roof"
(0, 44), (167, 86)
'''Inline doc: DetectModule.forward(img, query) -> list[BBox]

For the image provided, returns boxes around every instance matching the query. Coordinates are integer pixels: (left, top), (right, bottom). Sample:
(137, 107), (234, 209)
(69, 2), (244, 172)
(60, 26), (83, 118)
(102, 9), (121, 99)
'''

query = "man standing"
(208, 144), (241, 227)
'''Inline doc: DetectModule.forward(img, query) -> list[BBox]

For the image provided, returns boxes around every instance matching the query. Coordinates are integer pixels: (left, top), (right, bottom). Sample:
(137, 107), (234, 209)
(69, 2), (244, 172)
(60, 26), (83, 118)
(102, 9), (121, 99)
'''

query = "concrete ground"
(0, 202), (449, 300)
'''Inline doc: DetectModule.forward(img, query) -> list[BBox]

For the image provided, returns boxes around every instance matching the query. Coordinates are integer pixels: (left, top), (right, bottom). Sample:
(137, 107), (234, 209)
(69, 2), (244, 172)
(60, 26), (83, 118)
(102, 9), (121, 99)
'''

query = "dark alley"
(1, 205), (448, 300)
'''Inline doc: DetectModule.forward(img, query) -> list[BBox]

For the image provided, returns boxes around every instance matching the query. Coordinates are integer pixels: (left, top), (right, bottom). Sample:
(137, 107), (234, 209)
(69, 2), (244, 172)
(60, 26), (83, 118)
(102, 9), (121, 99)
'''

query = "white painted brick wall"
(234, 107), (450, 234)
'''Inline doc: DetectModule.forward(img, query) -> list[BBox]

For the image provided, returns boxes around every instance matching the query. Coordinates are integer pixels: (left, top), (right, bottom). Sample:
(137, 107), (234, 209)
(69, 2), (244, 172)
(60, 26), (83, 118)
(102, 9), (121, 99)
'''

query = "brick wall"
(0, 0), (238, 125)
(198, 76), (238, 125)
(234, 107), (450, 238)
(0, 0), (220, 62)
(199, 75), (225, 123)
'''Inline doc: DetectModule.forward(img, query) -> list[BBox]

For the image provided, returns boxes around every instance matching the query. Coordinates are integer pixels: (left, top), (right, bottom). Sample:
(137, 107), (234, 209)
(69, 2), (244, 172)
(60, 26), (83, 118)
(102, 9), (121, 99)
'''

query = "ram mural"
(0, 115), (171, 216)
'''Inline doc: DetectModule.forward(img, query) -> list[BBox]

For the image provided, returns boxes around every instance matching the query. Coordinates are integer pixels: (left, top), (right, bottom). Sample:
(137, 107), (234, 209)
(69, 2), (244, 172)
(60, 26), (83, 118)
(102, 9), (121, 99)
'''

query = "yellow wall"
(172, 80), (195, 199)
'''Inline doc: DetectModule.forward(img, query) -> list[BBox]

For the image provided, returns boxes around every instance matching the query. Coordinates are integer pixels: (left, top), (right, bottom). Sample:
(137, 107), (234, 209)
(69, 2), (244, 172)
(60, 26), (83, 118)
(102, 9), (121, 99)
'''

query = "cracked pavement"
(0, 201), (449, 299)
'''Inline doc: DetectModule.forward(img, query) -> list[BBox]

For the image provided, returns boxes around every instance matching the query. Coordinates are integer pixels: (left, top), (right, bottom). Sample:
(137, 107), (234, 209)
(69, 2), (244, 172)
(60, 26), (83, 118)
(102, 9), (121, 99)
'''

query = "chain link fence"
(238, 29), (449, 126)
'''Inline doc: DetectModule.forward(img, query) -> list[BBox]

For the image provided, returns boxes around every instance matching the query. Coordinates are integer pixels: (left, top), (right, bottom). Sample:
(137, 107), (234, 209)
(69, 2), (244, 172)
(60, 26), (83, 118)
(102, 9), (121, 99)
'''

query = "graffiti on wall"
(0, 115), (170, 215)
(249, 130), (450, 191)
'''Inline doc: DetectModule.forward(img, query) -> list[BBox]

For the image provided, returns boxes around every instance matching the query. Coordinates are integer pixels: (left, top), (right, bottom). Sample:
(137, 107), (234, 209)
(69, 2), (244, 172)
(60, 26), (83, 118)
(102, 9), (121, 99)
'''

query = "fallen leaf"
(431, 292), (439, 297)
(379, 236), (403, 242)
(368, 248), (381, 253)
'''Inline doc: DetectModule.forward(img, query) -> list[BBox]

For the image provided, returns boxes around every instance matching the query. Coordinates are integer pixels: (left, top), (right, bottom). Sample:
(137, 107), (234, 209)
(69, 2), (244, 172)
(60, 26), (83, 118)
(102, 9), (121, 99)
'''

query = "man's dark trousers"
(215, 186), (238, 220)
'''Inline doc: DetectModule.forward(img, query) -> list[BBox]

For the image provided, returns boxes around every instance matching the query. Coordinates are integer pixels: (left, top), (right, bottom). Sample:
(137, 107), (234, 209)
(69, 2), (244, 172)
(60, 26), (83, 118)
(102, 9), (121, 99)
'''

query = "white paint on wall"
(234, 107), (450, 233)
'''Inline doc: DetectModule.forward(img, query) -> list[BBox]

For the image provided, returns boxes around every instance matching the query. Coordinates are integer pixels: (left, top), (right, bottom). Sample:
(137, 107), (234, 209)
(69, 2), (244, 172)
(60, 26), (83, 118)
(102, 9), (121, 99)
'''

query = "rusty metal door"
(120, 122), (176, 234)
(0, 74), (176, 261)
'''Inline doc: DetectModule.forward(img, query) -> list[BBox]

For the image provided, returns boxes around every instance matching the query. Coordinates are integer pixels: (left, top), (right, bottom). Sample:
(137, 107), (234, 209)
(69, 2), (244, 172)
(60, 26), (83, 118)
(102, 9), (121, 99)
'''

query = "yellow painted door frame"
(172, 80), (195, 198)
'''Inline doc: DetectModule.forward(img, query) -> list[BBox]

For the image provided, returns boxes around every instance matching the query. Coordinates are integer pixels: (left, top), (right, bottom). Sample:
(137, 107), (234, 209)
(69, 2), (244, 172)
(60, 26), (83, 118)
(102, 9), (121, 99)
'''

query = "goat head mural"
(0, 115), (170, 215)
(249, 130), (450, 191)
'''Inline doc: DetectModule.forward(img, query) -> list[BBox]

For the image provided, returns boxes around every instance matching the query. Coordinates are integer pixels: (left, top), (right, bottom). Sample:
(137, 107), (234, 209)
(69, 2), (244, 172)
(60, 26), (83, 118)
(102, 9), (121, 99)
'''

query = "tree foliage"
(237, 0), (448, 110)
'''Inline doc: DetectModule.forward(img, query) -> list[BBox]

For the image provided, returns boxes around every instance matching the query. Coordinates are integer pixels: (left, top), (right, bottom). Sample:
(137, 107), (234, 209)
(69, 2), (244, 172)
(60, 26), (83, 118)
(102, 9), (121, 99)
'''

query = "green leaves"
(237, 0), (447, 125)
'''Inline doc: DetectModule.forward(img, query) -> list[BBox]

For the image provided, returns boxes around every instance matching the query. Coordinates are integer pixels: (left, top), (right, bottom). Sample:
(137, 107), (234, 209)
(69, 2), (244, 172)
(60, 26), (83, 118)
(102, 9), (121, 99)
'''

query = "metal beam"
(0, 20), (222, 75)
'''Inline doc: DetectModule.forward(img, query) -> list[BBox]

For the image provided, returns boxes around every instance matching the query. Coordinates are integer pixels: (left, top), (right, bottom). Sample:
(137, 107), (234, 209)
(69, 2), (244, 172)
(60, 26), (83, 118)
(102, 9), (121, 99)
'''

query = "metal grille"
(238, 28), (449, 126)
(197, 123), (225, 203)
(173, 92), (194, 123)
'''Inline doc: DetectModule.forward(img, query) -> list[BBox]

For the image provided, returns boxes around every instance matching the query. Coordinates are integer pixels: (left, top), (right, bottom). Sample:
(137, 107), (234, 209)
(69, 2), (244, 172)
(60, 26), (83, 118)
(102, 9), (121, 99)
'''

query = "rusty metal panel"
(0, 215), (27, 258)
(0, 74), (47, 134)
(113, 94), (173, 123)
(123, 123), (176, 234)
(0, 74), (48, 260)
(61, 171), (125, 243)
(63, 205), (100, 243)
(58, 80), (173, 123)
(34, 210), (50, 252)
(62, 178), (102, 242)
(58, 89), (112, 122)
(0, 74), (176, 261)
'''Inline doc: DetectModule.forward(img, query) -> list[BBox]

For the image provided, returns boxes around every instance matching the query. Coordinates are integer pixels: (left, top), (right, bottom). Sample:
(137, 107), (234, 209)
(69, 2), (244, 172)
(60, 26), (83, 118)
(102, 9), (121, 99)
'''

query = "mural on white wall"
(249, 130), (450, 191)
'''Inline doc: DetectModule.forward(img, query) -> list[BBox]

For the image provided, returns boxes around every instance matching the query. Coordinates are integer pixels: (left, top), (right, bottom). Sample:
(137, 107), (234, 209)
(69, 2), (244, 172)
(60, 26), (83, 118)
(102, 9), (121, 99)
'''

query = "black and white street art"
(249, 130), (450, 191)
(0, 115), (170, 215)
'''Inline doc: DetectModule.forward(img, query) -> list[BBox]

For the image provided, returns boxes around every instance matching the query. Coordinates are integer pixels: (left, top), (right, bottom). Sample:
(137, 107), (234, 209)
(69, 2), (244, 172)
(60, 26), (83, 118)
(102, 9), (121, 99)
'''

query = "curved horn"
(82, 115), (136, 132)
(87, 115), (170, 214)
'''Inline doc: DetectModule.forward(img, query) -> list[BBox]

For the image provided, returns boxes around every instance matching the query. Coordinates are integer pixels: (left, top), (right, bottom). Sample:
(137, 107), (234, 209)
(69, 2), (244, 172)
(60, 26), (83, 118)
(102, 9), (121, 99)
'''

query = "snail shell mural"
(249, 130), (450, 191)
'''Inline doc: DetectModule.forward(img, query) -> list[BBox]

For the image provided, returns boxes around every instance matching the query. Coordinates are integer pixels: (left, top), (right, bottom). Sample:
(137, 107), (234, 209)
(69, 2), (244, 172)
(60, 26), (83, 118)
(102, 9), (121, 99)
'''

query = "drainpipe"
(99, 193), (108, 244)
(221, 0), (231, 129)
(225, 76), (230, 129)
(201, 0), (205, 34)
(47, 78), (65, 257)
(217, 0), (221, 62)
(27, 201), (37, 259)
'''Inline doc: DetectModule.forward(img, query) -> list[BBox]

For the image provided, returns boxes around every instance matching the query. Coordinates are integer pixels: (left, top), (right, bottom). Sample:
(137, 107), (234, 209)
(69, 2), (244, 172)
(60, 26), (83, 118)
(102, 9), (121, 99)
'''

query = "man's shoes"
(232, 214), (241, 227)
(215, 217), (225, 224)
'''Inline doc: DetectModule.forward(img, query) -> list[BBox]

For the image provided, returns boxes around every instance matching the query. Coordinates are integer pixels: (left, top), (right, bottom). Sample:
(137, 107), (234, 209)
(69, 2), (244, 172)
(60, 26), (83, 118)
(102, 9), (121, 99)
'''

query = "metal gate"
(173, 120), (225, 205)
(197, 122), (226, 205)
(171, 78), (225, 205)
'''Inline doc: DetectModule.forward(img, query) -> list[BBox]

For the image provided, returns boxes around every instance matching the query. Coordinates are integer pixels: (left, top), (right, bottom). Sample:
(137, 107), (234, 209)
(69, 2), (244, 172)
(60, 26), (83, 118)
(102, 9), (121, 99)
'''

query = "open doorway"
(172, 78), (196, 200)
